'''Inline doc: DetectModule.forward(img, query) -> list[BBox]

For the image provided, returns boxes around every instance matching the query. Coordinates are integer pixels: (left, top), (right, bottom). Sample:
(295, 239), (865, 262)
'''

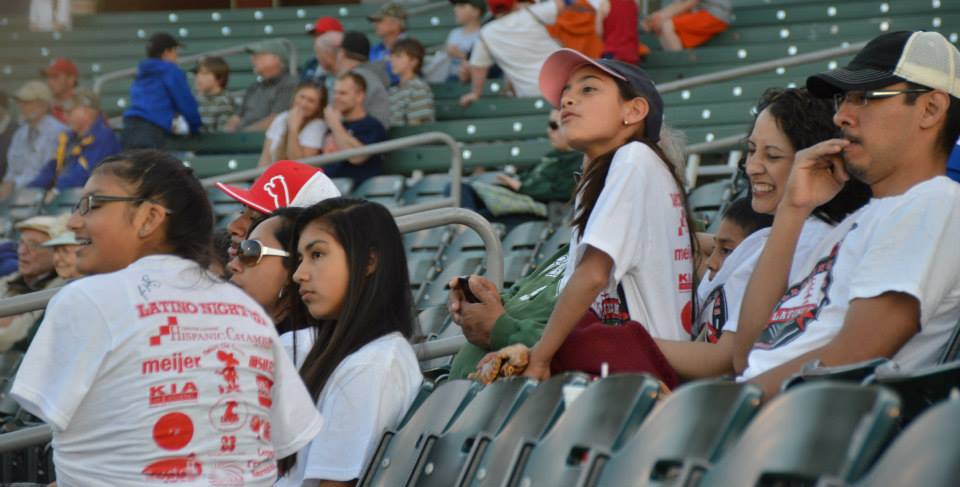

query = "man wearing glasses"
(0, 216), (64, 352)
(731, 31), (960, 399)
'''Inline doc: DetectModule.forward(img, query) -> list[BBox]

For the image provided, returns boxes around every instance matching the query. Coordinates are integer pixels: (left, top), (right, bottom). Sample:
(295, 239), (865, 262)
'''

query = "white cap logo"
(263, 175), (291, 209)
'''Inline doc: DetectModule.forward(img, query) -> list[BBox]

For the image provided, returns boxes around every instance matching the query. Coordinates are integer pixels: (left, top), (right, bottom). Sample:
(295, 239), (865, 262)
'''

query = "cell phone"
(457, 276), (481, 304)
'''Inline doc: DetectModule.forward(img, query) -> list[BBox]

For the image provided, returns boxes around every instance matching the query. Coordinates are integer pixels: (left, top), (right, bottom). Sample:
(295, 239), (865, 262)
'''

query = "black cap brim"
(807, 66), (905, 97)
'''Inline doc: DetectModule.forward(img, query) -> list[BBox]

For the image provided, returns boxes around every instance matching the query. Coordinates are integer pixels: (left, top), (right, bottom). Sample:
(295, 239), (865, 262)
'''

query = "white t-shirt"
(280, 328), (315, 369)
(560, 142), (694, 341)
(741, 177), (960, 379)
(11, 255), (322, 487)
(469, 1), (561, 97)
(694, 218), (834, 342)
(265, 111), (327, 161)
(275, 332), (422, 485)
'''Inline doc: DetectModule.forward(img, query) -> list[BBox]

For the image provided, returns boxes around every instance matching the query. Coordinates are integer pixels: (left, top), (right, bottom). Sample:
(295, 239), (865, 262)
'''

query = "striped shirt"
(196, 91), (236, 132)
(388, 77), (435, 127)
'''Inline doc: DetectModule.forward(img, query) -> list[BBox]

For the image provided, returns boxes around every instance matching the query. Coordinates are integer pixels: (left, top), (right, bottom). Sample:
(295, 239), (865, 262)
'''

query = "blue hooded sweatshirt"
(948, 138), (960, 184)
(123, 58), (202, 135)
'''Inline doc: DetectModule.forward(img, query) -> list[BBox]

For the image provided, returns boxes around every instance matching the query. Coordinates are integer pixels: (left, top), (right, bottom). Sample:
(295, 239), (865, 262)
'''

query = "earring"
(623, 120), (630, 126)
(277, 287), (285, 300)
(138, 228), (147, 238)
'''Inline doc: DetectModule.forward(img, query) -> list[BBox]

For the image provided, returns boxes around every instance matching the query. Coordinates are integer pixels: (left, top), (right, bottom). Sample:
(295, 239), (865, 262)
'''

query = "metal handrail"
(92, 38), (299, 95)
(657, 41), (868, 94)
(200, 131), (463, 217)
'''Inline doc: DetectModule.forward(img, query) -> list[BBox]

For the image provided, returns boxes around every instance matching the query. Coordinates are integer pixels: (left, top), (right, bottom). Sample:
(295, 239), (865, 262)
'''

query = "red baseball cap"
(41, 58), (78, 78)
(215, 161), (341, 214)
(307, 17), (344, 36)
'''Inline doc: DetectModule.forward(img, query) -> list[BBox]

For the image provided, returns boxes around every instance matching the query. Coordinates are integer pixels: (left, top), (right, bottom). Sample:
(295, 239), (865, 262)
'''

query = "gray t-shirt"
(352, 63), (393, 129)
(236, 72), (298, 128)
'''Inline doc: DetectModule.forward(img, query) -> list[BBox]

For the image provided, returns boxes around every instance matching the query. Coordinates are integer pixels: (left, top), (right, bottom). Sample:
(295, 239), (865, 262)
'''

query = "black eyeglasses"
(832, 88), (932, 111)
(547, 121), (560, 130)
(237, 239), (290, 267)
(73, 194), (172, 216)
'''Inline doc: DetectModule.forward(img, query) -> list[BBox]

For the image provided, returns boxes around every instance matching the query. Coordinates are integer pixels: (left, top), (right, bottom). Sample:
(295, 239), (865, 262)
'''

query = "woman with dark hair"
(228, 207), (316, 364)
(276, 197), (422, 486)
(513, 49), (697, 384)
(11, 149), (322, 486)
(259, 81), (328, 167)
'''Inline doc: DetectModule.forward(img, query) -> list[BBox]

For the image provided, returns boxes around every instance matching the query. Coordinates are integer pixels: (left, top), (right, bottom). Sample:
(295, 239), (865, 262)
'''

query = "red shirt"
(602, 0), (639, 63)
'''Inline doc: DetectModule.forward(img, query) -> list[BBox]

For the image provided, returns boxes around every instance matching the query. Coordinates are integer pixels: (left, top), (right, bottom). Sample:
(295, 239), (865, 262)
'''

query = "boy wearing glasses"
(734, 31), (960, 399)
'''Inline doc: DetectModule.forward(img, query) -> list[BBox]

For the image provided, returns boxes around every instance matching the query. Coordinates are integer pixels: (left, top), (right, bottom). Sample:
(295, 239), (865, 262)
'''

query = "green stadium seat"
(168, 132), (264, 154)
(182, 153), (258, 178)
(836, 398), (960, 487)
(502, 252), (533, 288)
(534, 225), (571, 265)
(409, 256), (440, 303)
(404, 226), (452, 258)
(583, 381), (762, 487)
(686, 383), (902, 487)
(435, 97), (551, 121)
(417, 256), (484, 308)
(353, 175), (405, 201)
(502, 221), (550, 254)
(458, 373), (591, 487)
(330, 177), (354, 196)
(41, 187), (84, 215)
(780, 358), (890, 392)
(471, 374), (663, 487)
(384, 140), (552, 174)
(402, 173), (453, 205)
(358, 379), (482, 487)
(5, 188), (45, 221)
(390, 114), (548, 144)
(868, 361), (960, 426)
(407, 377), (538, 487)
(416, 304), (452, 338)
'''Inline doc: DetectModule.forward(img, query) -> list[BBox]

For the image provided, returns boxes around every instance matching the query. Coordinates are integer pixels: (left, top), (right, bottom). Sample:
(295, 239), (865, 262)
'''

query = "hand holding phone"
(457, 276), (481, 304)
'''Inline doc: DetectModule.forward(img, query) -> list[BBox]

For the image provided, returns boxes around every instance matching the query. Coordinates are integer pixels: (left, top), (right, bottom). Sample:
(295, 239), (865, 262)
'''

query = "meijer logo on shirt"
(142, 353), (202, 376)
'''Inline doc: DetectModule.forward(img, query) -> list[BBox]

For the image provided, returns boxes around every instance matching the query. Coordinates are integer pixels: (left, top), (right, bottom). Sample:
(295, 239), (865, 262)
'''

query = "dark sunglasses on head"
(547, 121), (560, 130)
(237, 239), (290, 267)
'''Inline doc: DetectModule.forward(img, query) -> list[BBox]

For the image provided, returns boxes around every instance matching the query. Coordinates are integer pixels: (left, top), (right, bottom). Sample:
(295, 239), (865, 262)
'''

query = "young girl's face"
(745, 108), (796, 215)
(292, 86), (324, 119)
(293, 220), (350, 320)
(194, 68), (219, 94)
(558, 66), (645, 158)
(704, 218), (748, 281)
(228, 217), (291, 319)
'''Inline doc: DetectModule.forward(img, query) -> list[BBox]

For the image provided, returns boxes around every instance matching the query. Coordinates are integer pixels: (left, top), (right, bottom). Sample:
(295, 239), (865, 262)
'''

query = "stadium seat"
(534, 225), (571, 265)
(501, 221), (550, 254)
(0, 351), (25, 417)
(868, 361), (960, 426)
(404, 226), (452, 259)
(42, 187), (84, 215)
(409, 256), (439, 302)
(458, 372), (591, 487)
(358, 379), (482, 487)
(182, 153), (258, 178)
(417, 304), (451, 338)
(936, 317), (960, 363)
(684, 383), (901, 487)
(407, 377), (538, 487)
(780, 358), (890, 391)
(503, 253), (534, 288)
(417, 256), (484, 308)
(825, 398), (960, 487)
(353, 175), (405, 202)
(167, 132), (264, 154)
(582, 381), (762, 487)
(391, 115), (548, 144)
(330, 177), (354, 197)
(403, 173), (453, 205)
(5, 188), (45, 221)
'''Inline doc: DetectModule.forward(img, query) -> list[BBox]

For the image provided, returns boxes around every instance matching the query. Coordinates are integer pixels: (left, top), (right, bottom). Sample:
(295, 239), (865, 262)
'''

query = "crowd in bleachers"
(0, 0), (959, 485)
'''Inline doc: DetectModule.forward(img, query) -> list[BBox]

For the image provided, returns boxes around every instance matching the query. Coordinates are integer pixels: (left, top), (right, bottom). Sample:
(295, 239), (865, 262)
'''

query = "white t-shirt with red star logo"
(560, 141), (694, 340)
(741, 177), (960, 379)
(12, 255), (322, 486)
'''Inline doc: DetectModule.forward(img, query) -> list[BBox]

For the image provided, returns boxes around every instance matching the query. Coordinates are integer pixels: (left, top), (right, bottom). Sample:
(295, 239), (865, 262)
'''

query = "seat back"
(508, 374), (663, 487)
(936, 314), (960, 363)
(359, 380), (481, 487)
(781, 358), (889, 391)
(694, 383), (901, 487)
(410, 378), (537, 487)
(870, 361), (960, 426)
(459, 373), (591, 487)
(589, 381), (762, 487)
(855, 399), (960, 487)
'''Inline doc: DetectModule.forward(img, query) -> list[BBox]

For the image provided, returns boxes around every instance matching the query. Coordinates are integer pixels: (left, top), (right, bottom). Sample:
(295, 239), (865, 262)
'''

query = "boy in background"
(388, 38), (435, 127)
(194, 56), (236, 133)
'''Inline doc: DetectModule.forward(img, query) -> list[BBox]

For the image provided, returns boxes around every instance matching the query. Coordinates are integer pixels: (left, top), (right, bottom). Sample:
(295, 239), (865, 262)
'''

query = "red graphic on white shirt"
(150, 316), (180, 346)
(142, 453), (203, 482)
(678, 273), (693, 292)
(210, 397), (248, 432)
(142, 352), (202, 376)
(152, 412), (194, 451)
(149, 381), (199, 407)
(249, 458), (278, 479)
(220, 435), (237, 453)
(209, 462), (245, 486)
(216, 350), (241, 394)
(248, 356), (274, 374)
(256, 375), (274, 408)
(250, 415), (272, 443)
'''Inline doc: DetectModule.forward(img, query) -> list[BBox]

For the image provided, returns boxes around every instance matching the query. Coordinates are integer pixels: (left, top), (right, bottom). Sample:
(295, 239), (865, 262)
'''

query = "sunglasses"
(237, 239), (290, 267)
(547, 121), (560, 130)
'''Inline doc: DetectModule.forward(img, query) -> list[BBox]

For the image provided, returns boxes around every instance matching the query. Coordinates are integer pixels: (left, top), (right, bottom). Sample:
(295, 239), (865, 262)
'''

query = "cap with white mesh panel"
(807, 31), (960, 98)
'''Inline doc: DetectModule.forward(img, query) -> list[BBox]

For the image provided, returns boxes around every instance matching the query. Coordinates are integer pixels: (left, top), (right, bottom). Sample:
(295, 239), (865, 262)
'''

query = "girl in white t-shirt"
(11, 150), (322, 486)
(275, 198), (422, 486)
(259, 82), (328, 167)
(519, 49), (698, 382)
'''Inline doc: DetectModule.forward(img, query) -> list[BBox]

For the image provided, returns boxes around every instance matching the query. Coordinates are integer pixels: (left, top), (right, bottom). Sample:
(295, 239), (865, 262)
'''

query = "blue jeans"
(122, 116), (166, 150)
